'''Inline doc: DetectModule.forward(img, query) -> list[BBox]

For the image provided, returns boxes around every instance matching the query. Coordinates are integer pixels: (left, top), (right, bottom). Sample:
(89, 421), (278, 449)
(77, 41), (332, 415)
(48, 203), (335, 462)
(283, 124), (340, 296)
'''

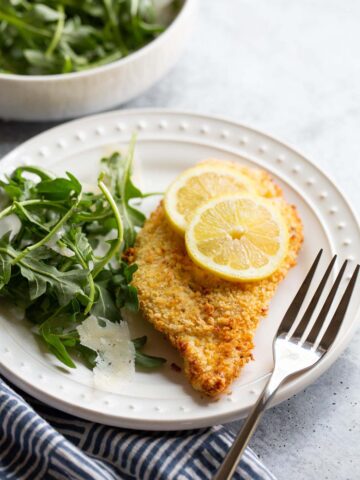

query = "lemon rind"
(164, 163), (257, 235)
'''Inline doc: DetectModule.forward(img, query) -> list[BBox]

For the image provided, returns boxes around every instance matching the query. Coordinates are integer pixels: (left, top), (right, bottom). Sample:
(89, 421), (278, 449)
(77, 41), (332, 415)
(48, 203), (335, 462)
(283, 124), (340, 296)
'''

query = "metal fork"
(214, 250), (360, 480)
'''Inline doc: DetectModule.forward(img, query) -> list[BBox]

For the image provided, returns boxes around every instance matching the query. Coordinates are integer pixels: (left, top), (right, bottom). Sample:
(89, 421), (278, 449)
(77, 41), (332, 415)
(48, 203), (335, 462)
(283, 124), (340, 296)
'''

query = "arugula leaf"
(92, 279), (120, 322)
(76, 344), (97, 369)
(4, 242), (89, 305)
(42, 331), (76, 368)
(0, 177), (31, 202)
(123, 285), (139, 312)
(22, 246), (55, 262)
(123, 263), (138, 284)
(18, 255), (88, 304)
(132, 335), (147, 349)
(0, 252), (11, 290)
(132, 336), (166, 369)
(13, 202), (50, 234)
(11, 166), (55, 182)
(26, 5), (62, 24)
(126, 204), (146, 228)
(64, 226), (93, 264)
(36, 172), (81, 201)
(0, 166), (54, 202)
(135, 351), (166, 369)
(0, 233), (13, 289)
(102, 136), (146, 249)
(24, 50), (61, 72)
(0, 181), (23, 201)
(110, 262), (139, 312)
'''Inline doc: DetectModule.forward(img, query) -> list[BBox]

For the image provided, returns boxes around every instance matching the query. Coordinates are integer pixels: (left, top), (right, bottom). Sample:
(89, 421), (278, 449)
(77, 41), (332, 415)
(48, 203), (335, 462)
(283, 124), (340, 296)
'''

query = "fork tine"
(317, 264), (360, 351)
(277, 249), (323, 336)
(304, 260), (348, 346)
(291, 255), (337, 340)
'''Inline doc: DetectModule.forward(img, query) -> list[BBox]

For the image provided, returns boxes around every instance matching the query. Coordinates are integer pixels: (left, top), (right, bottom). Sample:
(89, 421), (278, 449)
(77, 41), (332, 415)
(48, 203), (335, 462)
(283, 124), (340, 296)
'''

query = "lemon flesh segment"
(185, 195), (289, 281)
(164, 164), (256, 234)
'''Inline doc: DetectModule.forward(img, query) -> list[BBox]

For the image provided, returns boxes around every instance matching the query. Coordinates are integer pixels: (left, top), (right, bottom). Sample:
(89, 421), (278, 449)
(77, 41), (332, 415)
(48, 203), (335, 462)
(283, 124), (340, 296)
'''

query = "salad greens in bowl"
(0, 0), (195, 120)
(0, 0), (180, 75)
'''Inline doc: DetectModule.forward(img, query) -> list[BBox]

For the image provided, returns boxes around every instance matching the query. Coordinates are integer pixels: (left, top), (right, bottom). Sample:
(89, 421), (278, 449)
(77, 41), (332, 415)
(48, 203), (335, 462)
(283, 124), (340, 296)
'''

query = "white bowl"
(0, 0), (196, 122)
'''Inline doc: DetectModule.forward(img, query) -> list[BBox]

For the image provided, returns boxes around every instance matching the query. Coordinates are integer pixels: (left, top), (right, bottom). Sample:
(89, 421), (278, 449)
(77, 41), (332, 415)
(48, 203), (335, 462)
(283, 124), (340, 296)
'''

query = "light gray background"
(0, 1), (359, 479)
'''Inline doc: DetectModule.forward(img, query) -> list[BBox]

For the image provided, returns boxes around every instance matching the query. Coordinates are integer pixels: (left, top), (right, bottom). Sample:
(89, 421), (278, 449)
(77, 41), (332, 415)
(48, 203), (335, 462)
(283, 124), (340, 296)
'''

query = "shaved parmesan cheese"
(77, 315), (135, 390)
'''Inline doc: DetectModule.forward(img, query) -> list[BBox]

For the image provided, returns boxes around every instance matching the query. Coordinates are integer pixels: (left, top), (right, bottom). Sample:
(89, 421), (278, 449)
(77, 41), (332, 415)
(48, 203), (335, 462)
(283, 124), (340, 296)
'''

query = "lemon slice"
(164, 163), (256, 233)
(185, 194), (288, 281)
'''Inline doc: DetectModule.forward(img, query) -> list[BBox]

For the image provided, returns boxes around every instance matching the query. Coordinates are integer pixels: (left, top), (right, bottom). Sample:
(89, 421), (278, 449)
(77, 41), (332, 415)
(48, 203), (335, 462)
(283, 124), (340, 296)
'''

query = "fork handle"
(213, 370), (285, 480)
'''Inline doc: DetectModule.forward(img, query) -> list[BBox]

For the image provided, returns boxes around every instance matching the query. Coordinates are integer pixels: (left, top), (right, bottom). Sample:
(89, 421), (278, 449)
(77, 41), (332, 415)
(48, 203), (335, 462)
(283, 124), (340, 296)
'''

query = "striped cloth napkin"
(0, 377), (276, 480)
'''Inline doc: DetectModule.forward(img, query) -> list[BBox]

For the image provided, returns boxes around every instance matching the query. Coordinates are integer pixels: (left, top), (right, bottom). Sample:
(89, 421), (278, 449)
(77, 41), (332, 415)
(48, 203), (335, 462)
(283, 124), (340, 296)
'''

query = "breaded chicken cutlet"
(131, 160), (303, 397)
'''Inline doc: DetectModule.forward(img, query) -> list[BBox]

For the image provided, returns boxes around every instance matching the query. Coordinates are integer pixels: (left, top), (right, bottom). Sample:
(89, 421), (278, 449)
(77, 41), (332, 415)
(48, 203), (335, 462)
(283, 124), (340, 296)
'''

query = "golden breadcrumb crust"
(132, 160), (303, 397)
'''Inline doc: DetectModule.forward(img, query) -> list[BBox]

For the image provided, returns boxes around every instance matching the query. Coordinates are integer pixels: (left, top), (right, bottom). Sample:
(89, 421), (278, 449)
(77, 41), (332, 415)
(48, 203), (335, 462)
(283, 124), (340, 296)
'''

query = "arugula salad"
(0, 137), (165, 372)
(0, 0), (179, 75)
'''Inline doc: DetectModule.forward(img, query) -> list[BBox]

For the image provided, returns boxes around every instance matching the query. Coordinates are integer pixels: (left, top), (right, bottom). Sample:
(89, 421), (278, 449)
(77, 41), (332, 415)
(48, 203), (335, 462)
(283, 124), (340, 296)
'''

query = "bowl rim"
(0, 0), (192, 83)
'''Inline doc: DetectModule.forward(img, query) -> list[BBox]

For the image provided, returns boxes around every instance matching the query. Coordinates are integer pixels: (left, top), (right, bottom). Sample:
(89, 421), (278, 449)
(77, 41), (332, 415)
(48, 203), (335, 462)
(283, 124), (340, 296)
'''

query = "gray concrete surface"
(1, 1), (359, 479)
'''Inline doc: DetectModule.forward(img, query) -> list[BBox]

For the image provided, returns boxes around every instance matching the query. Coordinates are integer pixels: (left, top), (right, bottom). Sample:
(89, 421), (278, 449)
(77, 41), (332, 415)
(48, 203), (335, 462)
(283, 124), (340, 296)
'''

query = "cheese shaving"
(77, 315), (135, 390)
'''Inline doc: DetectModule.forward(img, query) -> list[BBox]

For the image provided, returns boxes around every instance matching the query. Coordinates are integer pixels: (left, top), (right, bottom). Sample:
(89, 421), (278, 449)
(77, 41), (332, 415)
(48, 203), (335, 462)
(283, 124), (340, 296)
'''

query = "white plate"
(0, 109), (359, 430)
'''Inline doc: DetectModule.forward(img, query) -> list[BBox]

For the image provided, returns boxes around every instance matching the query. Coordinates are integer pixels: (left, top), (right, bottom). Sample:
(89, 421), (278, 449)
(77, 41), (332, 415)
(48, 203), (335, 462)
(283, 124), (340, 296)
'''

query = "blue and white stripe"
(0, 378), (276, 480)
